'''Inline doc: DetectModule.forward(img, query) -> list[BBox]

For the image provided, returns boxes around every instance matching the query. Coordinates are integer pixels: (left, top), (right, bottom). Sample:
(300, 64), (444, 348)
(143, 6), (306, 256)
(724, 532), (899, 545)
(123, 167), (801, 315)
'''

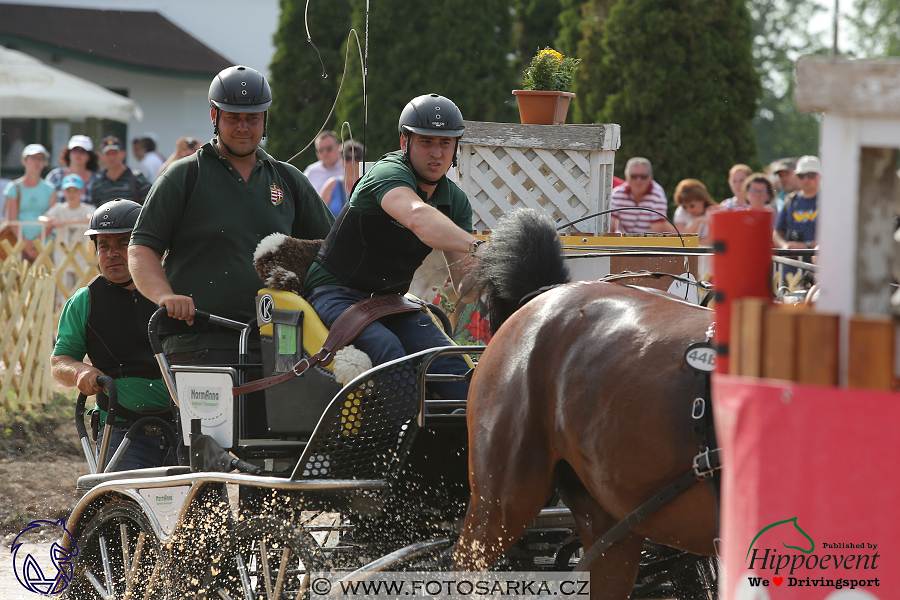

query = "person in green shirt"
(304, 94), (485, 400)
(129, 65), (333, 358)
(128, 65), (334, 441)
(52, 200), (173, 471)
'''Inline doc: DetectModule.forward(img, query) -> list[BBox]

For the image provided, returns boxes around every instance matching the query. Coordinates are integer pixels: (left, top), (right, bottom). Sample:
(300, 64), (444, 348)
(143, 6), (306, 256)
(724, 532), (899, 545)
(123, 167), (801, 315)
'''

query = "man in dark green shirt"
(129, 66), (333, 442)
(304, 94), (485, 400)
(129, 66), (334, 356)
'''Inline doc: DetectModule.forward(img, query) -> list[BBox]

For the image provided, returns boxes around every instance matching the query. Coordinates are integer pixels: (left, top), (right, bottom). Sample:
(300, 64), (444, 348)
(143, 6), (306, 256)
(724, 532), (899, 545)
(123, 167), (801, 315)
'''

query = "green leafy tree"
(267, 0), (353, 167)
(847, 0), (900, 57)
(512, 0), (563, 74)
(336, 0), (518, 159)
(589, 0), (761, 201)
(746, 0), (826, 165)
(558, 0), (616, 123)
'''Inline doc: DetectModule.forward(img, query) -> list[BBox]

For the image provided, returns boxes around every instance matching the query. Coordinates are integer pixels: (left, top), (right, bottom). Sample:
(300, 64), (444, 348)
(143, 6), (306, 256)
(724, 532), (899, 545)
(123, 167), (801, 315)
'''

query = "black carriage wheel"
(670, 556), (718, 600)
(199, 516), (326, 600)
(64, 502), (161, 599)
(631, 543), (718, 600)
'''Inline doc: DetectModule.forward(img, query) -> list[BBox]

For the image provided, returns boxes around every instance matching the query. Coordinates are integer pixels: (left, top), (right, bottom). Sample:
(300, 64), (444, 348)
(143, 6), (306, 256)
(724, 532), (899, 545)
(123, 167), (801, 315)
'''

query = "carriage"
(55, 265), (722, 600)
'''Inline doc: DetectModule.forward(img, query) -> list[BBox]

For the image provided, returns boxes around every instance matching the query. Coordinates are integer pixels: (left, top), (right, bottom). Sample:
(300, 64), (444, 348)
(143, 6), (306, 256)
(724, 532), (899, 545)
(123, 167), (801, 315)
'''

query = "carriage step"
(76, 466), (192, 491)
(237, 439), (308, 453)
(421, 414), (467, 428)
(529, 507), (575, 528)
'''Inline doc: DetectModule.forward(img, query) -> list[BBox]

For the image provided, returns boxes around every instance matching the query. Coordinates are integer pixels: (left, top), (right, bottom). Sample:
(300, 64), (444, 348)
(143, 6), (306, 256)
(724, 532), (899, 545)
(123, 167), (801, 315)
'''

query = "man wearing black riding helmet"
(52, 200), (174, 471)
(304, 93), (484, 400)
(129, 65), (333, 355)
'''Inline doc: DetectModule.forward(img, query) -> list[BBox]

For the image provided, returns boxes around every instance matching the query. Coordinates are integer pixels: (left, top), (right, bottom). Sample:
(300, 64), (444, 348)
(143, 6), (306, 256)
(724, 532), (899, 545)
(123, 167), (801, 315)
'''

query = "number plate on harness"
(684, 342), (717, 373)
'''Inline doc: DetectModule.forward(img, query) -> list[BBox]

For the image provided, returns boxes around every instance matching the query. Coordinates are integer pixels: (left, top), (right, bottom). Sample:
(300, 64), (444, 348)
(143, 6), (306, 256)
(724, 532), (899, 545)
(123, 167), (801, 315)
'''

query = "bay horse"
(453, 209), (717, 599)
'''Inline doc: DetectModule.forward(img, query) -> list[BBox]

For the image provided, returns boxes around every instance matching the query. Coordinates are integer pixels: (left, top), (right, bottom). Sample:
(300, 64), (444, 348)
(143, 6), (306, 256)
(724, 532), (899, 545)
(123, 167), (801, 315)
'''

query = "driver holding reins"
(303, 94), (484, 400)
(51, 200), (174, 471)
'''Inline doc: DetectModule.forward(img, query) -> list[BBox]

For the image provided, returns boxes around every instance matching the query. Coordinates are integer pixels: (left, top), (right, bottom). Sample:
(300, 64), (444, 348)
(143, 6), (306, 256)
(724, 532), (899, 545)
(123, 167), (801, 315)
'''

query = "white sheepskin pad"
(332, 345), (373, 386)
(253, 232), (288, 261)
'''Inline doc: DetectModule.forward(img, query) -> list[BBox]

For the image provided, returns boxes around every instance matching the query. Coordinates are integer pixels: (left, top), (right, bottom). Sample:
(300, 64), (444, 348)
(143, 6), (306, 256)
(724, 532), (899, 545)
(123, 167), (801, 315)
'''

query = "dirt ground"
(0, 415), (85, 541)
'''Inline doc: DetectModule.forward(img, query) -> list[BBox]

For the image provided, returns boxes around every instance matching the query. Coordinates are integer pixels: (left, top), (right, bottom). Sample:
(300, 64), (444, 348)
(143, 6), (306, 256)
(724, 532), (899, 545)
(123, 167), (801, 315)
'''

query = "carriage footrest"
(236, 439), (308, 455)
(76, 466), (192, 492)
(528, 506), (575, 529)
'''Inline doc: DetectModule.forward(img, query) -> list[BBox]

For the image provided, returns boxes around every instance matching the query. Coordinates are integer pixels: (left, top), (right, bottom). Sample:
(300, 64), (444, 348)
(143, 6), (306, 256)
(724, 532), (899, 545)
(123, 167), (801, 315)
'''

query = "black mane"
(476, 209), (571, 334)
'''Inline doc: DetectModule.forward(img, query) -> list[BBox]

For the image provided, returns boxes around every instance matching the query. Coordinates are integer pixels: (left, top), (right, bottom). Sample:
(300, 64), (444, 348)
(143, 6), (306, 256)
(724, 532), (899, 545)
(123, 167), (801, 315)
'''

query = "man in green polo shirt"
(129, 66), (333, 445)
(129, 65), (334, 359)
(304, 93), (485, 400)
(52, 200), (173, 471)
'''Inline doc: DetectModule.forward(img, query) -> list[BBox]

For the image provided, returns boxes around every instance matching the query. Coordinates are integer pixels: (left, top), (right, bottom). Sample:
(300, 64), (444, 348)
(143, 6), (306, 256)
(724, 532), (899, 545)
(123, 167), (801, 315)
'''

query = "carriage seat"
(254, 289), (346, 441)
(253, 288), (463, 440)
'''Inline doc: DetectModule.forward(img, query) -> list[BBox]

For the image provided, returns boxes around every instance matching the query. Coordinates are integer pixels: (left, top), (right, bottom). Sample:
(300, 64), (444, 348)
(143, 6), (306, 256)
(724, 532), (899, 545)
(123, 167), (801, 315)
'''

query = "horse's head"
(475, 209), (571, 334)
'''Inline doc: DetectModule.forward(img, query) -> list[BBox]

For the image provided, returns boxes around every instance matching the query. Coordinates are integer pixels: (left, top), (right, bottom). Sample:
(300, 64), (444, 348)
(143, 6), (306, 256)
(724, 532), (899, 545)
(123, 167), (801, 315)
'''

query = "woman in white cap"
(3, 143), (55, 261)
(45, 134), (101, 205)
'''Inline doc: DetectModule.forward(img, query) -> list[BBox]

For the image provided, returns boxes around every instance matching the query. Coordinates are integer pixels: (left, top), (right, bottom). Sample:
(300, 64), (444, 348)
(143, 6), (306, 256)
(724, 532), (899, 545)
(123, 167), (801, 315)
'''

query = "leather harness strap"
(232, 294), (427, 395)
(573, 468), (701, 572)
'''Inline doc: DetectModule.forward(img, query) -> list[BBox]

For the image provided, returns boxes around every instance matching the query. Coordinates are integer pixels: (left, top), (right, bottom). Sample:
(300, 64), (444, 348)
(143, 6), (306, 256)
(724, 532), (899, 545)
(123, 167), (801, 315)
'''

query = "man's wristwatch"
(469, 239), (486, 257)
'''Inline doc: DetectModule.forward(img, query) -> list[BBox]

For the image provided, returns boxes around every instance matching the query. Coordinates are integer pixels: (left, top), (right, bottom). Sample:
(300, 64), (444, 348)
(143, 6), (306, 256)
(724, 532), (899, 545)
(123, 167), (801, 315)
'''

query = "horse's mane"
(476, 208), (571, 334)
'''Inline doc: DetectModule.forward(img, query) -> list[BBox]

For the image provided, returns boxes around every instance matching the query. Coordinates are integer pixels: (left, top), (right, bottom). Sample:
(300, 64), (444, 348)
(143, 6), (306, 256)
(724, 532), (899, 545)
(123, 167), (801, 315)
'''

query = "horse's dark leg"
(559, 472), (643, 600)
(453, 380), (557, 571)
(453, 452), (557, 570)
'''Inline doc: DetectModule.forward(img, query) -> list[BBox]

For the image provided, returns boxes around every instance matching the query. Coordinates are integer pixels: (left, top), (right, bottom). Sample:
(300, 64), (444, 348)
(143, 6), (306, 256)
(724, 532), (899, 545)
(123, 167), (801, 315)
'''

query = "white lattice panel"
(458, 121), (620, 234)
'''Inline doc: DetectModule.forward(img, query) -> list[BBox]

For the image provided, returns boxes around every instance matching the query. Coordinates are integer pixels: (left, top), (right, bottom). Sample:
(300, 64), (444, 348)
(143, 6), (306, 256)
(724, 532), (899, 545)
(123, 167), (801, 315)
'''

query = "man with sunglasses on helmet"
(303, 93), (483, 400)
(52, 200), (174, 471)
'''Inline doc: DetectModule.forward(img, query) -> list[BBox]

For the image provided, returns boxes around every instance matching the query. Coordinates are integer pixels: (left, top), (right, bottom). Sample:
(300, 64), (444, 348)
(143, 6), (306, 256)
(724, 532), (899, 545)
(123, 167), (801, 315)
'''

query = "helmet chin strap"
(219, 139), (257, 158)
(106, 277), (134, 288)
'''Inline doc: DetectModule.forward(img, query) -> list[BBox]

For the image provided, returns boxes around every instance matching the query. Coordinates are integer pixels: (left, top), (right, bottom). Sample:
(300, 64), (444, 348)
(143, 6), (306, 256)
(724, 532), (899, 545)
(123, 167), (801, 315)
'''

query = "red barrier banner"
(713, 375), (899, 599)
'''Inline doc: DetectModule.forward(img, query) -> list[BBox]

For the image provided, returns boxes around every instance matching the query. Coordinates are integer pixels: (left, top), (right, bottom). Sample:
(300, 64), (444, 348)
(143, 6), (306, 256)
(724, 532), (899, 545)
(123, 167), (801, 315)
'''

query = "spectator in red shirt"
(609, 157), (674, 233)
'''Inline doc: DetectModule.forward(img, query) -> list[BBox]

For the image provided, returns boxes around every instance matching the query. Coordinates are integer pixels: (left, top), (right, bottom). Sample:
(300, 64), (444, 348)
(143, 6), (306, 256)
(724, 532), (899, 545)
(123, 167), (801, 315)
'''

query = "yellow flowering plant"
(522, 47), (580, 92)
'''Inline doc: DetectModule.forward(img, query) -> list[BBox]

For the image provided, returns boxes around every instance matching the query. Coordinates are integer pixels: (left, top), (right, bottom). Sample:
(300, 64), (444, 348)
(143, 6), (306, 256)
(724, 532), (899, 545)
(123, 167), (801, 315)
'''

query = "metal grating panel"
(291, 350), (440, 481)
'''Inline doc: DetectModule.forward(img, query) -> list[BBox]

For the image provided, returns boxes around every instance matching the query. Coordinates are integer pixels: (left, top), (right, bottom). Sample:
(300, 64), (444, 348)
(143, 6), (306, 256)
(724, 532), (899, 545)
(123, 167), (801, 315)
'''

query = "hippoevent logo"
(11, 519), (79, 594)
(744, 516), (880, 591)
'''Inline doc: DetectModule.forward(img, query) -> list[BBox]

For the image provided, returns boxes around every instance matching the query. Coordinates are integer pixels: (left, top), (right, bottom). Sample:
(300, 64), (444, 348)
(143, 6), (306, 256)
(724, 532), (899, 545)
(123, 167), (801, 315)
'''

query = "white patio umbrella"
(0, 46), (142, 122)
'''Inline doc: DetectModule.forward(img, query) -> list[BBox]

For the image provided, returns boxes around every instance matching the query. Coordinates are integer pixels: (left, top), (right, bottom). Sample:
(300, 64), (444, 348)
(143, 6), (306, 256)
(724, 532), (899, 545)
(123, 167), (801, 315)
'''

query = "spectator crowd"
(610, 154), (820, 287)
(1, 132), (200, 267)
(2, 126), (817, 292)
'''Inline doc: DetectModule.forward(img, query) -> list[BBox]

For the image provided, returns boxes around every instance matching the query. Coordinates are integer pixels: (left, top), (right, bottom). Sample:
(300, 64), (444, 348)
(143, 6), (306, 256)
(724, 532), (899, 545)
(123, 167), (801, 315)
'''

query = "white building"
(0, 0), (279, 176)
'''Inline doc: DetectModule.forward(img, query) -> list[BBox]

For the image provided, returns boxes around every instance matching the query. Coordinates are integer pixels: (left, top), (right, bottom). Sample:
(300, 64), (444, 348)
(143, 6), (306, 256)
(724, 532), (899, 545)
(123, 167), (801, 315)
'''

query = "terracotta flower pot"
(512, 90), (575, 125)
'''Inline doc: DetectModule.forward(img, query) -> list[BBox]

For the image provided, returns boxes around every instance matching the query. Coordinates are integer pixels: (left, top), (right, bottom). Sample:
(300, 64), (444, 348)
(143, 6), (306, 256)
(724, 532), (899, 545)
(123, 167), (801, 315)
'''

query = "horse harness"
(573, 323), (722, 571)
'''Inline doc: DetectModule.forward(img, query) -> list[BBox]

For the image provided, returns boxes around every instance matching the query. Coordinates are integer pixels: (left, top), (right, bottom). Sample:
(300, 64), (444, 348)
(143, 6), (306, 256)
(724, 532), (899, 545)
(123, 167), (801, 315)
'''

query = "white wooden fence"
(1, 237), (97, 413)
(458, 121), (621, 234)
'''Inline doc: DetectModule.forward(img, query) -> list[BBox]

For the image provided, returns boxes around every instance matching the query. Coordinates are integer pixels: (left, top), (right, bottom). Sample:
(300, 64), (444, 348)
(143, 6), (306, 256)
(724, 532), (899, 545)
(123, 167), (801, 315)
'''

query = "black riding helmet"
(208, 65), (273, 137)
(84, 199), (142, 239)
(398, 94), (465, 184)
(84, 199), (142, 287)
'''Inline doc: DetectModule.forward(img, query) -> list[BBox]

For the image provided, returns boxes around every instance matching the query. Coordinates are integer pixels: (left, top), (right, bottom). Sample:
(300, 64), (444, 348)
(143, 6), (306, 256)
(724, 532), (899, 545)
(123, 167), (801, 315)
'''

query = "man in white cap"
(774, 155), (820, 251)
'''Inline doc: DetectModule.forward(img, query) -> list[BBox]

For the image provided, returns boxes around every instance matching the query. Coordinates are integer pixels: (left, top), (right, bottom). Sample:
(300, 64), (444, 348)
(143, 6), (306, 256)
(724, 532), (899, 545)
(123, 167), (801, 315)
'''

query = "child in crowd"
(40, 174), (94, 293)
(673, 178), (718, 245)
(673, 179), (718, 282)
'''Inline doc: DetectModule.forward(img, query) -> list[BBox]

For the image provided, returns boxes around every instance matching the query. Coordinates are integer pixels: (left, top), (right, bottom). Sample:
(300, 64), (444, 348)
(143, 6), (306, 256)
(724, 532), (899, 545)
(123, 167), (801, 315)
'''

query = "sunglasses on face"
(797, 173), (818, 179)
(628, 173), (650, 180)
(316, 145), (337, 153)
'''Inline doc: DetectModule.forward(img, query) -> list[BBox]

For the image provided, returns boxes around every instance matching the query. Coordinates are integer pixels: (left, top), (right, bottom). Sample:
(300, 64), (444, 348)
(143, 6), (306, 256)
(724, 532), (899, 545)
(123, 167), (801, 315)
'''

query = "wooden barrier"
(0, 238), (98, 413)
(731, 299), (897, 390)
